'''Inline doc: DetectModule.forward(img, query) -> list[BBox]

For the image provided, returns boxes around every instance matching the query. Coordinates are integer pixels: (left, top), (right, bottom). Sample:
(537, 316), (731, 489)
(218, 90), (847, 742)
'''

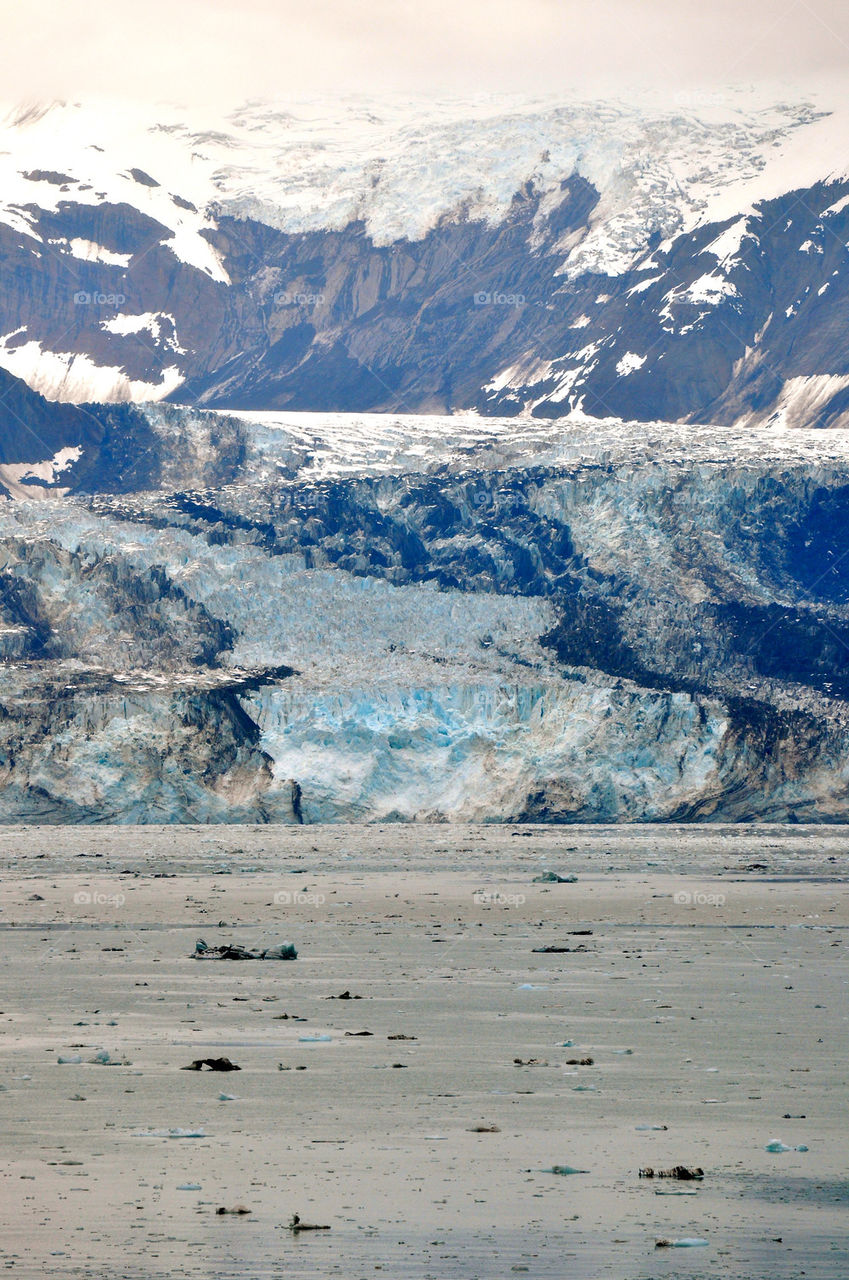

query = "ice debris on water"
(193, 938), (297, 960)
(176, 1183), (202, 1191)
(135, 1128), (206, 1139)
(182, 1057), (240, 1072)
(532, 871), (578, 883)
(765, 1138), (808, 1152)
(89, 1049), (129, 1065)
(656, 1237), (709, 1248)
(57, 1055), (82, 1064)
(299, 1034), (332, 1043)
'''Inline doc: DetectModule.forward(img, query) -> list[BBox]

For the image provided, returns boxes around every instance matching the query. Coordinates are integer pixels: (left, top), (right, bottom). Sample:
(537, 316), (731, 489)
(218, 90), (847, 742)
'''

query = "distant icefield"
(1, 88), (849, 425)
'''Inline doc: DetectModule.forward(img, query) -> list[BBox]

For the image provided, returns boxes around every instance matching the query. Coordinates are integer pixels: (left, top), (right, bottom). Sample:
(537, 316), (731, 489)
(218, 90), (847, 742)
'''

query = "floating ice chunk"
(57, 1055), (82, 1064)
(176, 1183), (202, 1190)
(262, 943), (299, 960)
(218, 1092), (236, 1101)
(298, 1034), (332, 1043)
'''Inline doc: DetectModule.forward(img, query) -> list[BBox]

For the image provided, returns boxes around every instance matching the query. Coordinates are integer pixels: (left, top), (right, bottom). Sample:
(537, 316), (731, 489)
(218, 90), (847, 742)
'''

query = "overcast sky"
(2, 0), (848, 107)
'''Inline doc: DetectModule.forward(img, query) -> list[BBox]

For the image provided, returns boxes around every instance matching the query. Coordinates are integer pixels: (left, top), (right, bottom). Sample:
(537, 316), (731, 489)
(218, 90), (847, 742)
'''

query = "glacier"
(1, 408), (849, 823)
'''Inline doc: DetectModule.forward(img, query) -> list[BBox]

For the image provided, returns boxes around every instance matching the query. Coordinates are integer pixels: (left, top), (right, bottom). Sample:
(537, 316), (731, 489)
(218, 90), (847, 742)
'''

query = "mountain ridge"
(1, 91), (849, 427)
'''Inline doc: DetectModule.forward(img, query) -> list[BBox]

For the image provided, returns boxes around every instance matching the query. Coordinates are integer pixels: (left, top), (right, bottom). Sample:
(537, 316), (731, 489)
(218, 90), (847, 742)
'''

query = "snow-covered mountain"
(2, 89), (849, 425)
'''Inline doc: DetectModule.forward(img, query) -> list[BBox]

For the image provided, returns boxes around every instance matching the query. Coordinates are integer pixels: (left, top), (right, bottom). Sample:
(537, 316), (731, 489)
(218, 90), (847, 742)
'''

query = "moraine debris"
(288, 1213), (330, 1232)
(182, 1057), (241, 1072)
(532, 944), (590, 953)
(193, 939), (297, 961)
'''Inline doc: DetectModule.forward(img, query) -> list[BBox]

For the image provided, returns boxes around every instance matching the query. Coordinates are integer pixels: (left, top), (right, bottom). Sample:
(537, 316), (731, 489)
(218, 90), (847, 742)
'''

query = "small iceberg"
(765, 1138), (808, 1152)
(656, 1237), (709, 1248)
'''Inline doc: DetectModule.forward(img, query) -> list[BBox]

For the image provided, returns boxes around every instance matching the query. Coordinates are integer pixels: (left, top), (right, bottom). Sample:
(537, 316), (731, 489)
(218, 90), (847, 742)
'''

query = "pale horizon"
(2, 0), (849, 110)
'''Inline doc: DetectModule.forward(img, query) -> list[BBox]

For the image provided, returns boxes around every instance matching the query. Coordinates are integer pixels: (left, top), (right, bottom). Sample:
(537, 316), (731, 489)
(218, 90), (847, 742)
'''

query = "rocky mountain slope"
(2, 91), (849, 426)
(2, 405), (849, 822)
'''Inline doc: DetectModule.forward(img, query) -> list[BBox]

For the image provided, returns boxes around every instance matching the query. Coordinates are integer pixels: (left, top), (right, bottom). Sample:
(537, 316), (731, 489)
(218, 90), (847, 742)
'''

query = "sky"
(1, 0), (849, 108)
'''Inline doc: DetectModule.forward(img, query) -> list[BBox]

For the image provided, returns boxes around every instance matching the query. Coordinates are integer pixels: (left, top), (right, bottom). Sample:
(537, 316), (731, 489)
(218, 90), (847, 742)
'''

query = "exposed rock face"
(2, 95), (849, 428)
(1, 410), (849, 822)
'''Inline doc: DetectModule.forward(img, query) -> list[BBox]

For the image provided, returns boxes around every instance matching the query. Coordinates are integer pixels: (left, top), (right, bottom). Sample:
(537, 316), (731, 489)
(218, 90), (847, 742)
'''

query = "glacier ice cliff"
(1, 408), (849, 822)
